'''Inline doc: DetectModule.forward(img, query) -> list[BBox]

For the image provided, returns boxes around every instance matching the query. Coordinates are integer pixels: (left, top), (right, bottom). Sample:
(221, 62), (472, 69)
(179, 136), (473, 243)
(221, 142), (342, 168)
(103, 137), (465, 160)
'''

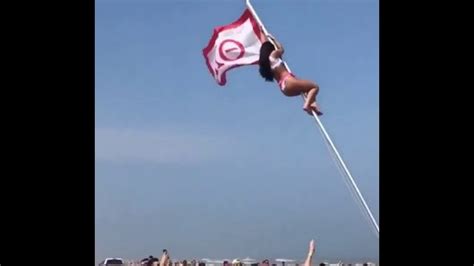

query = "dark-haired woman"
(259, 32), (322, 115)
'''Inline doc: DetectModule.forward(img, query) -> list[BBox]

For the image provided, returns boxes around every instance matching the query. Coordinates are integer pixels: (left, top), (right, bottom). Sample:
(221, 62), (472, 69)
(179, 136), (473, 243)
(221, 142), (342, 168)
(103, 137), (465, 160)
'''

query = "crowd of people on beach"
(126, 240), (316, 266)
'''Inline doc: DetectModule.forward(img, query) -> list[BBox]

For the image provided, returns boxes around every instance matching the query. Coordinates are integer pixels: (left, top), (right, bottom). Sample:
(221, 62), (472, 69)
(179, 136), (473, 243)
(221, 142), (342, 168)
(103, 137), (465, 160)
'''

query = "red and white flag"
(202, 9), (263, 86)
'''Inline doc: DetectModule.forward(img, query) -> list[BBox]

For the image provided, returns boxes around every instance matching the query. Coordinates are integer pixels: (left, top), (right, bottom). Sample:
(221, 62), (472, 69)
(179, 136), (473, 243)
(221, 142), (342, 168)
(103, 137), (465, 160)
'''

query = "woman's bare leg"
(284, 79), (322, 115)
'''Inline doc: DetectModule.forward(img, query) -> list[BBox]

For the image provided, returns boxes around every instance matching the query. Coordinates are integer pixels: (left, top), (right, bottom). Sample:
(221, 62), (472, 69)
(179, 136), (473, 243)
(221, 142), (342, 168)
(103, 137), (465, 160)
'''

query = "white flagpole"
(245, 0), (379, 237)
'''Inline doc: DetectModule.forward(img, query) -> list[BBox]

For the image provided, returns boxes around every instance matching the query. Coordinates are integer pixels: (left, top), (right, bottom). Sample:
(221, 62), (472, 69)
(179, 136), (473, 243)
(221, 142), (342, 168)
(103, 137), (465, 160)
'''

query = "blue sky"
(96, 0), (378, 263)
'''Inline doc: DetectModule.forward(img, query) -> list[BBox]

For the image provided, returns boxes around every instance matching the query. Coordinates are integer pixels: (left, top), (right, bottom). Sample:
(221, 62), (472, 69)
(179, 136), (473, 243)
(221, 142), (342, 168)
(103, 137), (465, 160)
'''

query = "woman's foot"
(303, 100), (312, 115)
(311, 102), (323, 116)
(303, 102), (323, 116)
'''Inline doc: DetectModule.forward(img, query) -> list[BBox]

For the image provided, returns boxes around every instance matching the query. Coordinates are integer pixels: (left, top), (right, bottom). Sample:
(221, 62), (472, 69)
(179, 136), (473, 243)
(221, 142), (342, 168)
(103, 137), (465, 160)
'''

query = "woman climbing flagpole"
(245, 0), (379, 237)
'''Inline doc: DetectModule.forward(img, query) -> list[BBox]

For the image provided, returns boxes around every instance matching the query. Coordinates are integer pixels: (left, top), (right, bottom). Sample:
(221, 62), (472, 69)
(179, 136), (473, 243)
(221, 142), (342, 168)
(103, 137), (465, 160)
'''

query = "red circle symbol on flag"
(218, 39), (245, 62)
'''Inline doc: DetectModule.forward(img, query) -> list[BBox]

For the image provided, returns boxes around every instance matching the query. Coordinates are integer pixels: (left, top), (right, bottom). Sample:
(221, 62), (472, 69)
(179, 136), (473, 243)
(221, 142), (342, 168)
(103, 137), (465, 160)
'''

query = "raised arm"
(303, 240), (316, 266)
(267, 33), (285, 58)
(267, 34), (284, 51)
(160, 250), (170, 266)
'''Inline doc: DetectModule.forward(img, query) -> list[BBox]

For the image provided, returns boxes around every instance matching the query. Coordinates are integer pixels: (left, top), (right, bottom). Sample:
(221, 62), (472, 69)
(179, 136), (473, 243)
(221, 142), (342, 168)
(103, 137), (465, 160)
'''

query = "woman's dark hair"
(259, 41), (276, 82)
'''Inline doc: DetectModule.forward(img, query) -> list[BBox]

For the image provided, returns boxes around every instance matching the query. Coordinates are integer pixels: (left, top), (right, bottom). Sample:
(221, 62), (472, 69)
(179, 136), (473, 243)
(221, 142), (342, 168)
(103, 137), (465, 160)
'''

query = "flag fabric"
(202, 9), (263, 86)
